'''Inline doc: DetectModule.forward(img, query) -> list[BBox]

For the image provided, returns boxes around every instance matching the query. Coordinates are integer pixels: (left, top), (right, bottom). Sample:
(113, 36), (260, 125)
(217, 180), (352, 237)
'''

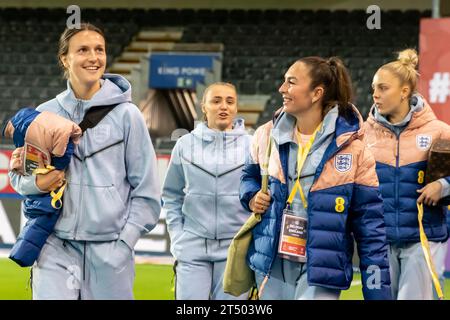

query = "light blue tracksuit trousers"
(32, 233), (135, 300)
(255, 255), (341, 300)
(389, 241), (444, 300)
(173, 230), (247, 300)
(433, 241), (448, 299)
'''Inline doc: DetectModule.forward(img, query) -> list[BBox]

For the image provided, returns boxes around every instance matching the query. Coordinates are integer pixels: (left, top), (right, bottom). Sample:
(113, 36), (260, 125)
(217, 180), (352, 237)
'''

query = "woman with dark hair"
(240, 57), (391, 300)
(8, 23), (161, 299)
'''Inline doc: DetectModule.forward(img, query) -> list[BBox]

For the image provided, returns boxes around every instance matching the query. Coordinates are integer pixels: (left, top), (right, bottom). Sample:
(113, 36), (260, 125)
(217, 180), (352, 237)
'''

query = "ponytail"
(327, 57), (353, 118)
(298, 56), (354, 119)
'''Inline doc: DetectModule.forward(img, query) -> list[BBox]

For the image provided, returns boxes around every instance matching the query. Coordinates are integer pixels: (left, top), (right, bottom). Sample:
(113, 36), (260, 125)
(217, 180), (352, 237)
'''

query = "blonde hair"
(201, 82), (237, 121)
(379, 48), (419, 97)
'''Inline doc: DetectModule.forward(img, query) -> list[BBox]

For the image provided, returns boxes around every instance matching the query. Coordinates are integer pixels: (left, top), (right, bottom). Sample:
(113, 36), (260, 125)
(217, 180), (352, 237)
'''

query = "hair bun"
(397, 49), (418, 69)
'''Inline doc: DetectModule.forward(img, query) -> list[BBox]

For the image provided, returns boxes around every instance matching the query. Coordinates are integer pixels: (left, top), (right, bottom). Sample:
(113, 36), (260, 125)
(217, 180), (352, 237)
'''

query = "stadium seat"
(0, 7), (424, 129)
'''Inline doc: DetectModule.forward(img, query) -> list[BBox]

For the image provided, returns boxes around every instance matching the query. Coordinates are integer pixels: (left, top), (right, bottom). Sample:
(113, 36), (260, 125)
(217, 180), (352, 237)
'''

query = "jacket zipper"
(216, 132), (227, 239)
(261, 174), (282, 293)
(266, 144), (288, 278)
(395, 134), (400, 240)
(305, 135), (355, 271)
(73, 100), (84, 240)
(214, 135), (220, 240)
(83, 241), (86, 281)
(214, 171), (218, 240)
(74, 140), (86, 240)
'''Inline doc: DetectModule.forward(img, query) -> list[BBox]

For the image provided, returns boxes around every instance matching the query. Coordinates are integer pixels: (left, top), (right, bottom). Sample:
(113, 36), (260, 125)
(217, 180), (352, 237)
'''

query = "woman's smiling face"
(60, 30), (106, 88)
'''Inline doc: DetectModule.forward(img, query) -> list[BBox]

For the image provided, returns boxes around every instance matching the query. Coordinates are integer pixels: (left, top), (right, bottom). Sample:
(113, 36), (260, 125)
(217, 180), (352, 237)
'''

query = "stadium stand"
(0, 8), (429, 137)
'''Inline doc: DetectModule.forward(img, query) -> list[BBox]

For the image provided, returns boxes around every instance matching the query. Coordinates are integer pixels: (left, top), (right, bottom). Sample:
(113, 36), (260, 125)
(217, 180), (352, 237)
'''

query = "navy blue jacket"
(363, 100), (450, 244)
(240, 108), (391, 300)
(7, 108), (74, 267)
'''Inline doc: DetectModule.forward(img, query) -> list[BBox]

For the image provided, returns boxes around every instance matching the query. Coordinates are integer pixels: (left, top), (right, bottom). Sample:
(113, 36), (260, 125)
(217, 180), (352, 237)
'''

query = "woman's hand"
(9, 147), (24, 173)
(35, 155), (65, 192)
(417, 181), (443, 206)
(249, 190), (271, 214)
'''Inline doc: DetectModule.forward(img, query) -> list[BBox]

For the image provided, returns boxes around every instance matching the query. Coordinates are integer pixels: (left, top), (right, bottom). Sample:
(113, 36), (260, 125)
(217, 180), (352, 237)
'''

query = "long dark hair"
(298, 56), (354, 119)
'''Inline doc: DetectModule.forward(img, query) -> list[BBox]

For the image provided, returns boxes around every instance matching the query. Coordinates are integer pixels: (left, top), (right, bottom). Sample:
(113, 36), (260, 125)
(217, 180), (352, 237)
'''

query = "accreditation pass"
(278, 210), (307, 263)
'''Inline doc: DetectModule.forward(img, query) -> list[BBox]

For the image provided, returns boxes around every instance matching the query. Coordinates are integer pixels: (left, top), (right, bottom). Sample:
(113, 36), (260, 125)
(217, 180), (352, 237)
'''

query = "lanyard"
(417, 202), (444, 299)
(286, 122), (322, 209)
(33, 164), (66, 209)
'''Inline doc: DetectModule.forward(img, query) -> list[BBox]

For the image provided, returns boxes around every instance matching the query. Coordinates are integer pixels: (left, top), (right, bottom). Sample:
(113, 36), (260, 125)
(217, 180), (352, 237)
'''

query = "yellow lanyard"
(33, 165), (55, 176)
(50, 182), (66, 209)
(286, 122), (322, 209)
(33, 165), (67, 210)
(417, 202), (444, 300)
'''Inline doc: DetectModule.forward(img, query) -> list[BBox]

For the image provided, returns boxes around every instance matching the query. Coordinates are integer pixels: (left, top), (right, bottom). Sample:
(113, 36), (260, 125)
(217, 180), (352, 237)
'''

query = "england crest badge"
(93, 124), (111, 144)
(416, 134), (432, 151)
(335, 153), (353, 173)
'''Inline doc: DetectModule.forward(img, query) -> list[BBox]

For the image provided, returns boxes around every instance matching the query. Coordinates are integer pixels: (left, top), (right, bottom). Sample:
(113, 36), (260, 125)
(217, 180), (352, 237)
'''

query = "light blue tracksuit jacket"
(9, 74), (161, 250)
(162, 119), (252, 299)
(163, 119), (252, 253)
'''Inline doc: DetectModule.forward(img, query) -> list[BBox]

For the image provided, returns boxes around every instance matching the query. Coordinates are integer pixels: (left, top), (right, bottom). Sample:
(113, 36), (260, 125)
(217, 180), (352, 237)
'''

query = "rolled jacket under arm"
(20, 74), (162, 245)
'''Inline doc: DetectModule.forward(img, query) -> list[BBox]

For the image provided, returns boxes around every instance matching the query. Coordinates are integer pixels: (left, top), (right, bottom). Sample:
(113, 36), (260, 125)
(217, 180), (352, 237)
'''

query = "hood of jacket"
(367, 94), (436, 134)
(271, 103), (363, 149)
(191, 117), (248, 141)
(56, 73), (132, 121)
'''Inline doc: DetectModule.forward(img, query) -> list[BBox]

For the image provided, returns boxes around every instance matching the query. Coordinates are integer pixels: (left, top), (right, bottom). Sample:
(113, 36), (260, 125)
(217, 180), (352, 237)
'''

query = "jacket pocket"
(171, 230), (203, 261)
(55, 182), (81, 233)
(170, 230), (195, 260)
(217, 194), (249, 237)
(77, 184), (127, 236)
(182, 193), (215, 237)
(92, 239), (133, 272)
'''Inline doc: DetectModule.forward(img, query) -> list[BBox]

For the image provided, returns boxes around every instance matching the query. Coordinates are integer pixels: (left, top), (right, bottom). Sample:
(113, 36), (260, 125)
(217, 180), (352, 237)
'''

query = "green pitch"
(0, 258), (448, 300)
(0, 258), (174, 300)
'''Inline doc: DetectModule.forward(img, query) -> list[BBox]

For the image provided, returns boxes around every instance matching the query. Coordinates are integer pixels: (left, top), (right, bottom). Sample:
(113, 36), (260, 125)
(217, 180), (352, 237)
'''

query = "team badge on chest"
(335, 153), (352, 173)
(93, 124), (111, 144)
(416, 134), (432, 151)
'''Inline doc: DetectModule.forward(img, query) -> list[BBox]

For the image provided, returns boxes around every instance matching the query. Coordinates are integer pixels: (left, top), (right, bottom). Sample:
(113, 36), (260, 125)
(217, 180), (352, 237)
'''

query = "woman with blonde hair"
(162, 82), (251, 299)
(362, 48), (450, 299)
